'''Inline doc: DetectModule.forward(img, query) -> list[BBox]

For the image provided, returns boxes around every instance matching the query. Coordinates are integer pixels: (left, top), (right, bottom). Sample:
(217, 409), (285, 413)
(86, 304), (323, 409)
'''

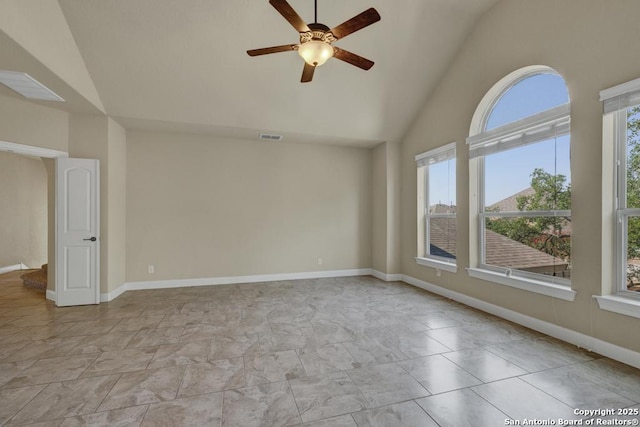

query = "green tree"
(626, 106), (640, 259)
(486, 168), (571, 260)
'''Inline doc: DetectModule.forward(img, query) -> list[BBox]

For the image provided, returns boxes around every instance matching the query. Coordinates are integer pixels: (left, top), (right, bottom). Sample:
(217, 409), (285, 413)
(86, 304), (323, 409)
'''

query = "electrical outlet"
(148, 265), (155, 274)
(436, 269), (441, 277)
(317, 258), (323, 265)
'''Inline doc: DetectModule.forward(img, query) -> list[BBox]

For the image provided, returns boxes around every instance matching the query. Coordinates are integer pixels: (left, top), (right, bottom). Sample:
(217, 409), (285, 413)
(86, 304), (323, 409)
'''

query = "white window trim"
(593, 295), (640, 319)
(599, 79), (640, 307)
(468, 268), (576, 301)
(416, 257), (458, 273)
(416, 142), (457, 271)
(468, 67), (573, 298)
(600, 77), (640, 114)
(415, 142), (456, 166)
(467, 104), (571, 159)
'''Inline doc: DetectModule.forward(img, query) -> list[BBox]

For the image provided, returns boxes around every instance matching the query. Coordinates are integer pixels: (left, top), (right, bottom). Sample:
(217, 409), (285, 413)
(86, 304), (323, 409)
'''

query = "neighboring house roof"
(484, 228), (567, 269)
(487, 187), (535, 212)
(487, 187), (572, 235)
(429, 204), (456, 214)
(429, 218), (456, 259)
(429, 218), (568, 270)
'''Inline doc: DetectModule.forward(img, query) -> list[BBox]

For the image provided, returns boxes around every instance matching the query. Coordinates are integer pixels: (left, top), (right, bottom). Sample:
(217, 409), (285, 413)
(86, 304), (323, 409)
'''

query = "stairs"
(21, 264), (47, 291)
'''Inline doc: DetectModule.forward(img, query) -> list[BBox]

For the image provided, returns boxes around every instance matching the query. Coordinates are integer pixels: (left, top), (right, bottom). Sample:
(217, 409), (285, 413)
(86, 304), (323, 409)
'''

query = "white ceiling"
(5, 0), (499, 147)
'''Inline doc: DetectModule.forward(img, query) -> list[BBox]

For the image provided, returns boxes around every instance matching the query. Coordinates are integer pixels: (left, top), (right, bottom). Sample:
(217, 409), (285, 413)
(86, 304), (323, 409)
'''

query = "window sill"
(593, 295), (640, 319)
(415, 257), (458, 273)
(467, 268), (576, 301)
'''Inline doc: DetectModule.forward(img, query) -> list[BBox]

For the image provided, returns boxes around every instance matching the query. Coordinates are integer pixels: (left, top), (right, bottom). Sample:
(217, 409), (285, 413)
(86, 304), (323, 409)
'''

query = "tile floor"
(1, 270), (639, 426)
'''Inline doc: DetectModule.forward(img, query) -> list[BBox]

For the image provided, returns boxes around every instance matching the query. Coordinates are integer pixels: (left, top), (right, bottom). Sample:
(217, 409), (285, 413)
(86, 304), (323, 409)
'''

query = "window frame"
(415, 142), (457, 273)
(467, 66), (576, 301)
(600, 83), (640, 301)
(595, 77), (640, 318)
(614, 104), (640, 299)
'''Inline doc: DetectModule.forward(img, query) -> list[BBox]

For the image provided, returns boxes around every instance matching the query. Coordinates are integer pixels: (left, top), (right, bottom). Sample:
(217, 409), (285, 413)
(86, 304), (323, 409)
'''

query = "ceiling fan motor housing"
(300, 23), (336, 44)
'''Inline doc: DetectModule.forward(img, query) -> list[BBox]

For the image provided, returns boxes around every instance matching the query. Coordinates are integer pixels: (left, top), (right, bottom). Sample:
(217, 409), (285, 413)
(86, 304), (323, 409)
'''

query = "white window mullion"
(428, 213), (457, 219)
(481, 210), (571, 219)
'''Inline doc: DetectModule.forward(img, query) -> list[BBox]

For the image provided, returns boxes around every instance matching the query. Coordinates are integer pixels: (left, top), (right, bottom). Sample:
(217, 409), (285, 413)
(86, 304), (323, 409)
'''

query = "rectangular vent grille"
(259, 133), (283, 141)
(0, 71), (64, 102)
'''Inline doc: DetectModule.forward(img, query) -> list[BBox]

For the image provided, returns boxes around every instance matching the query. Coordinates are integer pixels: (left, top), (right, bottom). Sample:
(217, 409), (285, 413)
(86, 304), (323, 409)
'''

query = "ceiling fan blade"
(247, 44), (298, 56)
(333, 47), (374, 70)
(269, 0), (310, 33)
(301, 62), (315, 83)
(329, 8), (380, 40)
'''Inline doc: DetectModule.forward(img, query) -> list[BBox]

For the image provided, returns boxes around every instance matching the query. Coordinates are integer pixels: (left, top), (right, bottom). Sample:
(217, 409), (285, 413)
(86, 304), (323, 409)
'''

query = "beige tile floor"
(1, 270), (639, 426)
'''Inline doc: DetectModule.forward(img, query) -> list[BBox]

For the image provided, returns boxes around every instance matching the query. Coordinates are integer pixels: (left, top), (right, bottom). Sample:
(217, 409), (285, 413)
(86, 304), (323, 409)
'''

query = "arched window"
(485, 73), (569, 129)
(467, 66), (574, 299)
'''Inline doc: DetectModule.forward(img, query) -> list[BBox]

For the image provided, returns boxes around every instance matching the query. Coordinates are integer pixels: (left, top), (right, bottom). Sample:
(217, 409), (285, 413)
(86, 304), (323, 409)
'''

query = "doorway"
(0, 140), (67, 300)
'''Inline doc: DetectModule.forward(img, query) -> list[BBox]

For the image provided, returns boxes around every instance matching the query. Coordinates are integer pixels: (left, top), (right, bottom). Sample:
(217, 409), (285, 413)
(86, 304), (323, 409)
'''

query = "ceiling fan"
(247, 0), (381, 83)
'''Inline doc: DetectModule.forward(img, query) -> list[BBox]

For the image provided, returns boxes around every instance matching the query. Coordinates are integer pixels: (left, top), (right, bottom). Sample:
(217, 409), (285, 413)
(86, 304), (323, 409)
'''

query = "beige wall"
(372, 142), (401, 275)
(0, 151), (48, 269)
(386, 142), (401, 274)
(399, 0), (640, 352)
(371, 143), (387, 273)
(0, 94), (68, 152)
(106, 118), (127, 292)
(126, 131), (371, 282)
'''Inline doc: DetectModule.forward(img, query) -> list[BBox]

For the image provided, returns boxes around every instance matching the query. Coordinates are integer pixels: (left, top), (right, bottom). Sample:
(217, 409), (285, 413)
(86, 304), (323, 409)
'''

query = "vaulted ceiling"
(1, 0), (499, 147)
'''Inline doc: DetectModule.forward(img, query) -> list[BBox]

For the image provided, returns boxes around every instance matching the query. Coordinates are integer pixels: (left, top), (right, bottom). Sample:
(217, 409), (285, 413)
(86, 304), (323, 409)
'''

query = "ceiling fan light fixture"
(298, 41), (334, 66)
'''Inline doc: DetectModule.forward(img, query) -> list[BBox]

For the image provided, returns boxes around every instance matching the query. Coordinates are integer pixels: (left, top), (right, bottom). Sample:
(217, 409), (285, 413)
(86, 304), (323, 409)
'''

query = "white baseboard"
(401, 274), (640, 370)
(100, 284), (128, 302)
(0, 263), (29, 274)
(47, 288), (123, 303)
(98, 268), (373, 303)
(370, 270), (402, 282)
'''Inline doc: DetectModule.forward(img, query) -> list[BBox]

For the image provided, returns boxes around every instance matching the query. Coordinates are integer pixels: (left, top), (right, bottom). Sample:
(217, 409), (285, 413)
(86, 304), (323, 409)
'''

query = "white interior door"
(55, 158), (100, 306)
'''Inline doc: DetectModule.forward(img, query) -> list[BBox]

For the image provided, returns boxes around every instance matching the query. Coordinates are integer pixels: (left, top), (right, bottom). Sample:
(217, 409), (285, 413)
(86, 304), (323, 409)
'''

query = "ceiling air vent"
(0, 71), (64, 102)
(259, 133), (283, 141)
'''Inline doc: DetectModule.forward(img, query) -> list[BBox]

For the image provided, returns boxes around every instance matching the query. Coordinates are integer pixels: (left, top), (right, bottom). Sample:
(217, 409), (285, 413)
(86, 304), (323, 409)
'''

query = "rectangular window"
(595, 78), (640, 315)
(481, 135), (571, 284)
(468, 105), (572, 287)
(416, 142), (456, 271)
(618, 104), (640, 294)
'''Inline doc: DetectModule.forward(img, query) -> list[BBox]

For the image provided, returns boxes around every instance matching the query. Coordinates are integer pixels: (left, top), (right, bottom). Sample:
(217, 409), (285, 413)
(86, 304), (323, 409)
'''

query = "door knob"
(83, 237), (97, 242)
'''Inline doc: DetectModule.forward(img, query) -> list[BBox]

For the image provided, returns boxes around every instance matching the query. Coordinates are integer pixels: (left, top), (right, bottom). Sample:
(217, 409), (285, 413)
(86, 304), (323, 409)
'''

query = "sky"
(429, 73), (571, 207)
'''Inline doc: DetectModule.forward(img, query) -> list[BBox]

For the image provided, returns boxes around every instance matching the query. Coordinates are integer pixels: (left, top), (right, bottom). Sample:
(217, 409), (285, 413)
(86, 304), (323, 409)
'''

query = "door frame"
(0, 140), (69, 301)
